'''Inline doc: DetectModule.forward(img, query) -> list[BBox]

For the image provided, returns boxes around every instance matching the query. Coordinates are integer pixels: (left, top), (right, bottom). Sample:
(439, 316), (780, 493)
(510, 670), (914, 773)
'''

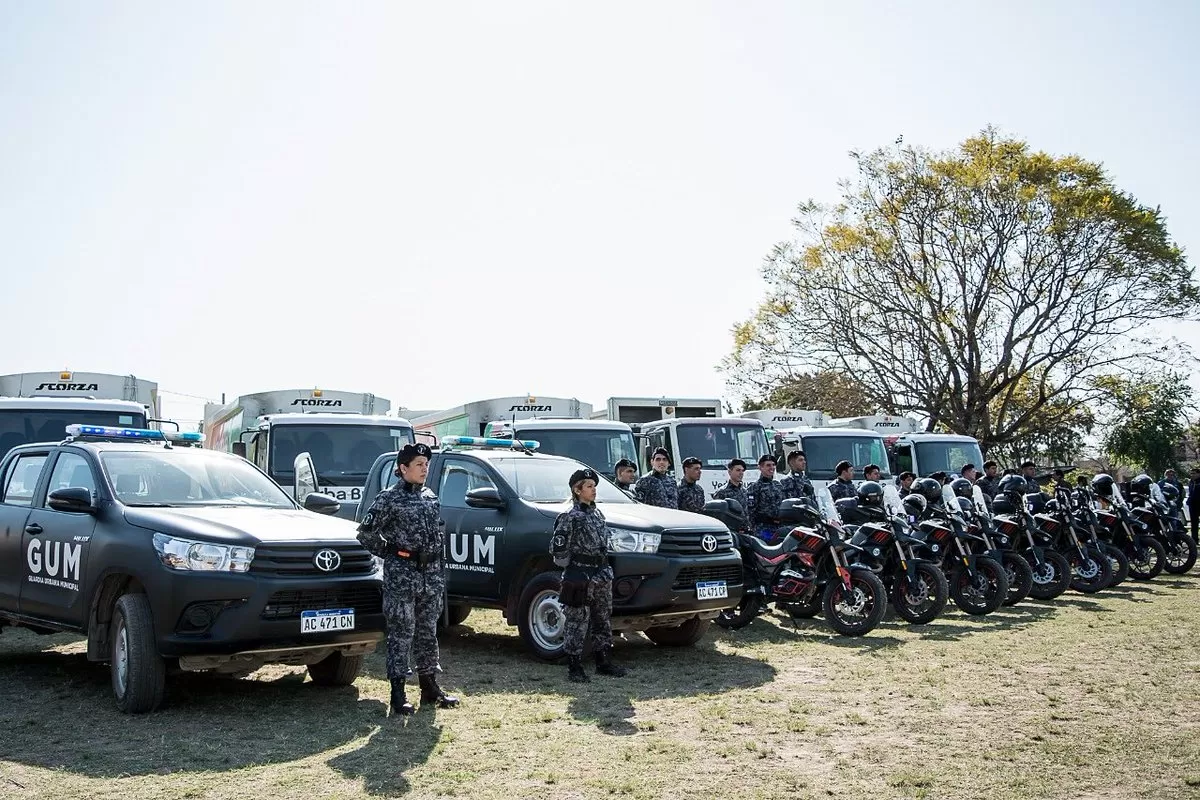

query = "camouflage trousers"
(382, 559), (445, 680)
(562, 574), (614, 657)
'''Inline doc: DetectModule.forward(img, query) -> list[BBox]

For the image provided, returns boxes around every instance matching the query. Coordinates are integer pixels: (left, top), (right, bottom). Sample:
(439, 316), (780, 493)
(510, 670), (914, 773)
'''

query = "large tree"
(1099, 372), (1192, 475)
(740, 370), (873, 417)
(723, 128), (1196, 454)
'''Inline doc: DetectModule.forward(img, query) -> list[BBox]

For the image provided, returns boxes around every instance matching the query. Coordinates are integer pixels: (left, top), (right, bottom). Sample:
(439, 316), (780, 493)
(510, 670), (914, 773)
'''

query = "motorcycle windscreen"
(883, 482), (905, 516)
(941, 483), (964, 517)
(815, 483), (839, 524)
(1111, 482), (1127, 507)
(1148, 481), (1166, 505)
(972, 484), (990, 516)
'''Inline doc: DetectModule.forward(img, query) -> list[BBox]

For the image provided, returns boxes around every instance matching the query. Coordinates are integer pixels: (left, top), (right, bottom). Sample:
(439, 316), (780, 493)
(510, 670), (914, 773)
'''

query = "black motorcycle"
(836, 495), (949, 625)
(708, 496), (888, 636)
(1041, 487), (1113, 593)
(1125, 478), (1197, 575)
(910, 493), (1009, 615)
(953, 483), (1035, 606)
(1089, 475), (1167, 581)
(989, 483), (1072, 600)
(1069, 482), (1130, 587)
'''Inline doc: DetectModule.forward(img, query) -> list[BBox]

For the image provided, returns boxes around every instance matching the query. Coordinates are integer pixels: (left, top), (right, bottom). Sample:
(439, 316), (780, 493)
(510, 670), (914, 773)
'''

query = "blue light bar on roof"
(65, 424), (165, 440)
(442, 435), (539, 450)
(166, 431), (205, 443)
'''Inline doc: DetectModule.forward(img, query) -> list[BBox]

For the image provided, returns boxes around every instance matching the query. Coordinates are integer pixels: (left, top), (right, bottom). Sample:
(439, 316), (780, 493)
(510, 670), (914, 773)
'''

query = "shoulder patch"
(552, 534), (566, 548)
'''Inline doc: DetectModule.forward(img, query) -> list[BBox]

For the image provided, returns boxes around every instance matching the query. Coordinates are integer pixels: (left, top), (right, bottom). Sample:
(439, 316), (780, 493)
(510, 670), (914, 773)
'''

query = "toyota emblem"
(701, 534), (718, 553)
(314, 549), (342, 572)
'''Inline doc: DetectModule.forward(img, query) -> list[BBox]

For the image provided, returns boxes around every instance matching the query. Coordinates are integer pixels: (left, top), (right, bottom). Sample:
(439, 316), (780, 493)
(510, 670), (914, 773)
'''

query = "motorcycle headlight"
(996, 535), (1008, 546)
(930, 543), (940, 553)
(608, 530), (661, 554)
(153, 533), (254, 573)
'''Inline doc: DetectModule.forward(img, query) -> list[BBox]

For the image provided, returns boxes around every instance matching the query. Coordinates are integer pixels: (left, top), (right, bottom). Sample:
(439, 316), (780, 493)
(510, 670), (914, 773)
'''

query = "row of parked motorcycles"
(703, 473), (1198, 637)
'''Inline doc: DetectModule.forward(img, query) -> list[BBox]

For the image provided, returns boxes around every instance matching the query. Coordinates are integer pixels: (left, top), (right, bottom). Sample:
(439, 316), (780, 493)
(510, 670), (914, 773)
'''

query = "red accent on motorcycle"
(836, 565), (852, 590)
(1034, 514), (1060, 533)
(996, 518), (1023, 536)
(870, 527), (891, 544)
(792, 528), (829, 553)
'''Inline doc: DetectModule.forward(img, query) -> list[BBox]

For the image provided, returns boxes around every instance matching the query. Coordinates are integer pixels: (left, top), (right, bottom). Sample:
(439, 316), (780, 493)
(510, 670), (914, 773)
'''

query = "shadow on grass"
(0, 633), (389, 779)
(327, 710), (441, 796)
(373, 623), (778, 736)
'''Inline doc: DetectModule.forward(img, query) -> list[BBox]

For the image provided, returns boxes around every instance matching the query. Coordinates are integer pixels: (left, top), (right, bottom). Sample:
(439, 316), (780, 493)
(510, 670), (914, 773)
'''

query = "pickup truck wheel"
(307, 652), (364, 686)
(517, 572), (568, 661)
(446, 604), (471, 626)
(643, 618), (710, 647)
(111, 593), (166, 714)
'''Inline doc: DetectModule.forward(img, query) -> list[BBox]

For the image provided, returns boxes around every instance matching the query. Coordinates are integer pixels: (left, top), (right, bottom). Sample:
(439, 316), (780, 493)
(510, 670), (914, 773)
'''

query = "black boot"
(390, 678), (415, 716)
(418, 673), (460, 708)
(594, 647), (627, 677)
(567, 655), (590, 683)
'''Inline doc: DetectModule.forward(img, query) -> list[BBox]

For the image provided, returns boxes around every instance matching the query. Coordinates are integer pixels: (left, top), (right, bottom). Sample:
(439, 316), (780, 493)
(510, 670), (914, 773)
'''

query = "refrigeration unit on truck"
(0, 397), (150, 461)
(888, 432), (984, 480)
(829, 414), (921, 434)
(411, 396), (592, 442)
(773, 427), (892, 493)
(592, 397), (722, 426)
(202, 389), (410, 520)
(736, 408), (828, 437)
(483, 418), (638, 479)
(638, 417), (772, 500)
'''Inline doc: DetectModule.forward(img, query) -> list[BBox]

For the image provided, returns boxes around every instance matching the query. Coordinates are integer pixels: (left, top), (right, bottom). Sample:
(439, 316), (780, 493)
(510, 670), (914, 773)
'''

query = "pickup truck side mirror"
(232, 442), (247, 459)
(303, 492), (341, 515)
(48, 486), (96, 514)
(465, 487), (505, 510)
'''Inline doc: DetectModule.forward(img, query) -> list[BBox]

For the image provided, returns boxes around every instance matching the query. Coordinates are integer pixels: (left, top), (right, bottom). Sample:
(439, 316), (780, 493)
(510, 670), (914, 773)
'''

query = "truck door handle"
(24, 523), (43, 535)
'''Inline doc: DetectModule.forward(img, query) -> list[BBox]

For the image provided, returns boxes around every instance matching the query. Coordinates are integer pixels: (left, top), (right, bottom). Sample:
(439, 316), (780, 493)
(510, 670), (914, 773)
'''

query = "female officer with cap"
(357, 442), (460, 715)
(550, 467), (627, 683)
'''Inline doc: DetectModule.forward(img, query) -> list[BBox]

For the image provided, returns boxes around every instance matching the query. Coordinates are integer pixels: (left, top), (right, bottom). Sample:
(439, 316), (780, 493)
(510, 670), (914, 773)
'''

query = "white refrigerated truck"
(829, 414), (922, 434)
(202, 388), (412, 519)
(411, 396), (593, 441)
(637, 416), (772, 500)
(591, 397), (722, 425)
(0, 371), (160, 459)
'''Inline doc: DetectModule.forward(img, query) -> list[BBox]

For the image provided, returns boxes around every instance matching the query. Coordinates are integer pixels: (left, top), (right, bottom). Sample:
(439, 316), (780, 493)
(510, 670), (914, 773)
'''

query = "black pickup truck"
(357, 442), (744, 660)
(0, 426), (385, 713)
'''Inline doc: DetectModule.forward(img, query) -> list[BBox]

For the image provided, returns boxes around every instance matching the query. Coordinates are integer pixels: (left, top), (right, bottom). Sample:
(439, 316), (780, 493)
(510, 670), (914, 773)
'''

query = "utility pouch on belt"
(396, 549), (439, 567)
(559, 568), (589, 607)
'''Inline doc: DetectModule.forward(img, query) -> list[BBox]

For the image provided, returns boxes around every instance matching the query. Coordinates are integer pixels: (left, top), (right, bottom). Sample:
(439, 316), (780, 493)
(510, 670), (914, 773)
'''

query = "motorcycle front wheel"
(950, 556), (1009, 615)
(822, 571), (887, 636)
(1162, 534), (1197, 575)
(714, 593), (762, 630)
(1069, 546), (1113, 594)
(891, 562), (949, 625)
(1025, 550), (1072, 600)
(1103, 544), (1130, 587)
(1000, 551), (1034, 606)
(1128, 538), (1166, 580)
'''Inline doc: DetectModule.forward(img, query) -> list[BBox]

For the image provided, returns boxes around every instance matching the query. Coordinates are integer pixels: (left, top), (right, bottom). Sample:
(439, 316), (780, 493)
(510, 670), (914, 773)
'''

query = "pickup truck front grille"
(672, 563), (745, 590)
(251, 543), (377, 577)
(261, 585), (383, 619)
(657, 529), (736, 556)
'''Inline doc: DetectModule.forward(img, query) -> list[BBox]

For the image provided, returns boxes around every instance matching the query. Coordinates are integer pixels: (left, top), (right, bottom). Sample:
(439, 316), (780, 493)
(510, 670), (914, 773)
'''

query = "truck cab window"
(438, 460), (496, 508)
(2, 454), (48, 507)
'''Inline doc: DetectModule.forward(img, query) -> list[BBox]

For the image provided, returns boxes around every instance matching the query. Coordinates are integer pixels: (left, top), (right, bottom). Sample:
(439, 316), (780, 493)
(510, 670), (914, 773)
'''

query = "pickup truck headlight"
(609, 530), (661, 554)
(153, 533), (255, 573)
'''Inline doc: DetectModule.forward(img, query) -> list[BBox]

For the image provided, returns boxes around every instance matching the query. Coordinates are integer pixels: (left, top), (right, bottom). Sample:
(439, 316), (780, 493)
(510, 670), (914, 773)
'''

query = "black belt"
(395, 549), (440, 567)
(569, 554), (608, 568)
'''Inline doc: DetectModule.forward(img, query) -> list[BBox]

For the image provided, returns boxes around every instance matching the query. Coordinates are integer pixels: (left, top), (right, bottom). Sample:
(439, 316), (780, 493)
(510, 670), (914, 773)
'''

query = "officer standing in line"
(635, 447), (679, 509)
(677, 456), (706, 513)
(613, 459), (638, 492)
(747, 454), (785, 537)
(976, 461), (1000, 501)
(897, 471), (916, 497)
(714, 458), (751, 531)
(357, 443), (460, 715)
(828, 461), (856, 501)
(780, 450), (815, 502)
(863, 464), (882, 482)
(550, 468), (627, 683)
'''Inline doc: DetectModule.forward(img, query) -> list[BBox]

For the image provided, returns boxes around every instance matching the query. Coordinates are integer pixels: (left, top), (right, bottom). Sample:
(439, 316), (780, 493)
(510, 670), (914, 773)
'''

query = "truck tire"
(447, 604), (471, 626)
(517, 572), (568, 661)
(307, 652), (364, 686)
(643, 617), (709, 647)
(110, 593), (166, 714)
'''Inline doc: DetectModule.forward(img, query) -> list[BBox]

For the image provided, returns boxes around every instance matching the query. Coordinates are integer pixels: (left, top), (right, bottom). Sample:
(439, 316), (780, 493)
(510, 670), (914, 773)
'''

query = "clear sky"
(2, 1), (1197, 425)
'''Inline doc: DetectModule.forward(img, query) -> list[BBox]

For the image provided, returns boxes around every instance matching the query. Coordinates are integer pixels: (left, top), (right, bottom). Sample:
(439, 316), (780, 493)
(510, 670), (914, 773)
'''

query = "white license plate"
(696, 581), (728, 600)
(300, 608), (355, 633)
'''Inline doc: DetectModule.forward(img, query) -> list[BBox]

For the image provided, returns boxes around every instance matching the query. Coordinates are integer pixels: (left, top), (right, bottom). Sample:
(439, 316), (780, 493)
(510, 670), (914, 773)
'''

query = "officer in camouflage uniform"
(677, 456), (706, 514)
(747, 454), (785, 538)
(713, 458), (751, 532)
(635, 447), (679, 508)
(613, 458), (638, 493)
(780, 450), (815, 502)
(829, 460), (857, 501)
(550, 468), (627, 683)
(357, 442), (460, 715)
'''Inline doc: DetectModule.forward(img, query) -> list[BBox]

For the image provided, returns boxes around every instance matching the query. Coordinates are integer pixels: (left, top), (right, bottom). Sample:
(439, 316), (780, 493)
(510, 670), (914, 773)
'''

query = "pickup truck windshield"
(270, 424), (414, 486)
(490, 457), (634, 504)
(799, 435), (891, 481)
(101, 450), (294, 508)
(914, 440), (985, 477)
(0, 409), (146, 461)
(674, 424), (769, 469)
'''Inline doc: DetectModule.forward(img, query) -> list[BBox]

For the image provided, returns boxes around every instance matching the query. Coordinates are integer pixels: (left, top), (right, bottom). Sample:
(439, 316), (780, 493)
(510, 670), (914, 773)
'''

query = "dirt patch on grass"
(2, 574), (1198, 799)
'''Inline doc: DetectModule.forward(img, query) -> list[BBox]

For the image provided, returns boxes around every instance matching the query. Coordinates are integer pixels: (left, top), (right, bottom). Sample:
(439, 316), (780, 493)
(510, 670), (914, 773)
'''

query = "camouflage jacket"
(747, 476), (785, 524)
(780, 472), (815, 501)
(976, 475), (999, 501)
(713, 481), (751, 530)
(677, 479), (707, 514)
(634, 471), (679, 509)
(550, 501), (612, 576)
(356, 481), (444, 564)
(828, 478), (857, 502)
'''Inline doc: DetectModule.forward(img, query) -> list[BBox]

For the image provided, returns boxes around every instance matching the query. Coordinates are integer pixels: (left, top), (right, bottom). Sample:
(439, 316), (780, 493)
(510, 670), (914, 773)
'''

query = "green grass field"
(1, 574), (1198, 799)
